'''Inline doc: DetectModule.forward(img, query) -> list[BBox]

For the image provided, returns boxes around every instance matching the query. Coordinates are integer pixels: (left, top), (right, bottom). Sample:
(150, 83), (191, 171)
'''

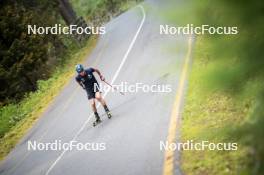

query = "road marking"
(45, 5), (146, 175)
(162, 36), (193, 175)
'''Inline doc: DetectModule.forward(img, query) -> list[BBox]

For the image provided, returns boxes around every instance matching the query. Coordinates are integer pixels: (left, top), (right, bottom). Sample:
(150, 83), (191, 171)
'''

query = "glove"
(100, 75), (105, 81)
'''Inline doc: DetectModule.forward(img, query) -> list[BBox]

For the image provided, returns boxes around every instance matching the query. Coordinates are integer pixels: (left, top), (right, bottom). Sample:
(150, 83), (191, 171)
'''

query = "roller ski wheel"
(107, 111), (112, 119)
(93, 119), (101, 127)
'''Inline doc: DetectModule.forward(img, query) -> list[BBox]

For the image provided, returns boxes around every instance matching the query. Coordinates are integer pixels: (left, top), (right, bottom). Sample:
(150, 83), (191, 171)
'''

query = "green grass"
(0, 36), (98, 160)
(70, 0), (141, 24)
(181, 36), (255, 175)
(162, 0), (264, 173)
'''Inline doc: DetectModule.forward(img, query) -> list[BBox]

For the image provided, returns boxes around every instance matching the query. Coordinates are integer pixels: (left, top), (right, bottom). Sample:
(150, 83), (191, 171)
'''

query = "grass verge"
(0, 36), (97, 160)
(181, 36), (253, 174)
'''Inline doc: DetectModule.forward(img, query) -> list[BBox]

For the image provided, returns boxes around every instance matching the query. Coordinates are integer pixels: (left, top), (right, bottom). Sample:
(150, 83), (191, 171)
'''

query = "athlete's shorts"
(85, 85), (100, 100)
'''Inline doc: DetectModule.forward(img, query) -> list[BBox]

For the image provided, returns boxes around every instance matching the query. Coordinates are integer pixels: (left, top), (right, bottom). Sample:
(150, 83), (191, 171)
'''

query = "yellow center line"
(163, 36), (193, 175)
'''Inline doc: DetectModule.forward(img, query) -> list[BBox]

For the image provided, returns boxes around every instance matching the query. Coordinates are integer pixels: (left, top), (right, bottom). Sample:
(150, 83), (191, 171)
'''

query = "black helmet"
(75, 64), (84, 73)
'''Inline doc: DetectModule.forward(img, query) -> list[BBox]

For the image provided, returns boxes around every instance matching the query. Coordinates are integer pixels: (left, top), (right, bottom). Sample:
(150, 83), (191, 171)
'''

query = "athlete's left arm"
(92, 68), (105, 81)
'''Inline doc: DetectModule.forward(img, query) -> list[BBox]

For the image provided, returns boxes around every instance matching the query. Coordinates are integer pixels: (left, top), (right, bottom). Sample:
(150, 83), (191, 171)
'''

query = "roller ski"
(93, 119), (101, 127)
(106, 111), (112, 119)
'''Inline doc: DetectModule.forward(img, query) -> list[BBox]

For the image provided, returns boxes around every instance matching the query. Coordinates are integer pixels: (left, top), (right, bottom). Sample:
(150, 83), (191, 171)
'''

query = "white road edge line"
(45, 5), (146, 175)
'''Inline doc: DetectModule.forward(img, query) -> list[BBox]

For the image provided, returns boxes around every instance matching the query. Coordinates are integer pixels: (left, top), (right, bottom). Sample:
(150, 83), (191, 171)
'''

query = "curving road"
(0, 0), (193, 175)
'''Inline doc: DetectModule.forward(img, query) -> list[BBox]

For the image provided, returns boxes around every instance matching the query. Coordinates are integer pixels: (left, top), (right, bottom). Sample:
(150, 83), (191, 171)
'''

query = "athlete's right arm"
(75, 77), (85, 89)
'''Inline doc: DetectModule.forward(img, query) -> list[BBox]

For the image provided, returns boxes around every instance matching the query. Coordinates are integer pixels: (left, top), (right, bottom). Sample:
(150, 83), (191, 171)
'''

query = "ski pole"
(103, 80), (125, 95)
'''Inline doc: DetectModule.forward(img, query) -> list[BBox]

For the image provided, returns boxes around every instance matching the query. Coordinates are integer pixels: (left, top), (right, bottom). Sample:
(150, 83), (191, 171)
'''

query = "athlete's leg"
(89, 98), (100, 121)
(89, 98), (96, 112)
(95, 92), (110, 112)
(95, 92), (106, 105)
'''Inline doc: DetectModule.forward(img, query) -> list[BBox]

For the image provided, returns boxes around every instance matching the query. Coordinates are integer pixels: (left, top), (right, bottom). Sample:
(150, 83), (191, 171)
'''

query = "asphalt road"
(0, 0), (192, 175)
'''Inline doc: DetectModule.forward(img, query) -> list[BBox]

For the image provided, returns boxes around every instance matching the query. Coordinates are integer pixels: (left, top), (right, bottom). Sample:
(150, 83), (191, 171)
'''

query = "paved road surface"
(0, 0), (192, 174)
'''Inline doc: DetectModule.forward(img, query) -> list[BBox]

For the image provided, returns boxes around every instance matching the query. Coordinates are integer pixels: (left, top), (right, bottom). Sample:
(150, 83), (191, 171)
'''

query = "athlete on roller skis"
(75, 64), (112, 126)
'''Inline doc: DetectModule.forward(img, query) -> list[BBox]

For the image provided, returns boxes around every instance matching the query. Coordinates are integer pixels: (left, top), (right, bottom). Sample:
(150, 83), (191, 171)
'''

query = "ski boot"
(103, 105), (112, 119)
(93, 113), (101, 127)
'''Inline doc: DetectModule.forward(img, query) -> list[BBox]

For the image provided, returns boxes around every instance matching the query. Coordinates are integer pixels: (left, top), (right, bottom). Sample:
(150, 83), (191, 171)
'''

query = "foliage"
(70, 0), (141, 25)
(0, 0), (69, 104)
